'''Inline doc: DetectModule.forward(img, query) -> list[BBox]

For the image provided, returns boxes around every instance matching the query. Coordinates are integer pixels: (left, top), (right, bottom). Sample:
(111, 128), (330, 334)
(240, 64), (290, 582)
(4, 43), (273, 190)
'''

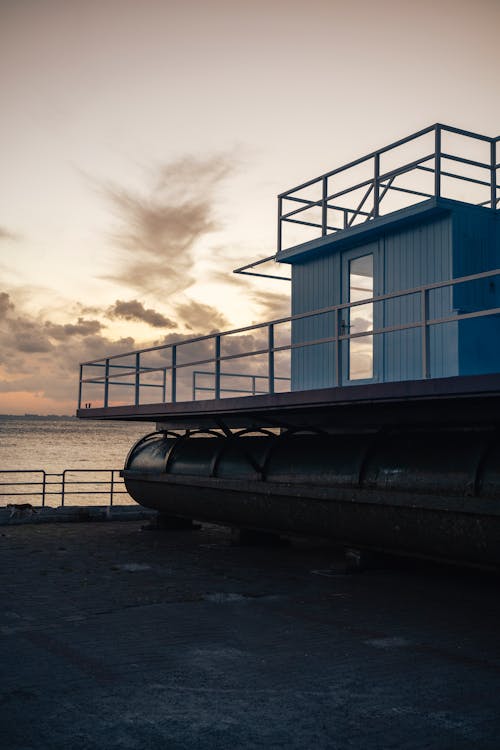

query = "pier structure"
(77, 124), (500, 568)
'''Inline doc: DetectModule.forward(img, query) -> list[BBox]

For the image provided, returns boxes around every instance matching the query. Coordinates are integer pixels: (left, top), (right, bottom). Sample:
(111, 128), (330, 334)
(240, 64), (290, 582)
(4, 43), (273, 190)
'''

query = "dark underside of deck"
(76, 373), (500, 430)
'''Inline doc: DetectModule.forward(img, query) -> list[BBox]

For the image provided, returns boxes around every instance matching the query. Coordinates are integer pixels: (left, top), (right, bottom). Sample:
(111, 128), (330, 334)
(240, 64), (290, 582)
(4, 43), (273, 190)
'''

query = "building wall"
(290, 213), (456, 390)
(452, 207), (500, 375)
(382, 214), (454, 381)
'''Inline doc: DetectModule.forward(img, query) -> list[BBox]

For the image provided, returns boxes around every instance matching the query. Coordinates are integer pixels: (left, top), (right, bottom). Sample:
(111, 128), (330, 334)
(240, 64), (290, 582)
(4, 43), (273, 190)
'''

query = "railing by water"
(79, 268), (500, 411)
(0, 469), (128, 507)
(277, 123), (499, 254)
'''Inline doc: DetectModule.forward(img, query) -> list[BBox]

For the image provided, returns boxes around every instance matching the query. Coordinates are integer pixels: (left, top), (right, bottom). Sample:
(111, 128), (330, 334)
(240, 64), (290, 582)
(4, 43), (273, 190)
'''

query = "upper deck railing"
(78, 269), (500, 412)
(277, 124), (499, 254)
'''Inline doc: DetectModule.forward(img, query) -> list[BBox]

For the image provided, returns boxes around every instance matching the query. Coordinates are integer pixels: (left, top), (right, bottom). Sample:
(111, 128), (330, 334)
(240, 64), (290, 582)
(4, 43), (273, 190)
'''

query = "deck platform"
(2, 520), (500, 749)
(77, 373), (500, 429)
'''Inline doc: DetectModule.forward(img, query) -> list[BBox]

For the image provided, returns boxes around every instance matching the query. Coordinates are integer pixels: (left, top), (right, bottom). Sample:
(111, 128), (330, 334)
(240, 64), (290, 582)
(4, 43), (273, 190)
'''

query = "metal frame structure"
(277, 124), (499, 254)
(0, 469), (127, 507)
(78, 268), (500, 411)
(192, 370), (291, 400)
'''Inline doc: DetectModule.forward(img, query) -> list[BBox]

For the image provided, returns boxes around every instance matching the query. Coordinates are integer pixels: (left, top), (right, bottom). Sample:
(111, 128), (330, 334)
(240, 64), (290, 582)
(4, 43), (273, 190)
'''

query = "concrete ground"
(1, 520), (500, 750)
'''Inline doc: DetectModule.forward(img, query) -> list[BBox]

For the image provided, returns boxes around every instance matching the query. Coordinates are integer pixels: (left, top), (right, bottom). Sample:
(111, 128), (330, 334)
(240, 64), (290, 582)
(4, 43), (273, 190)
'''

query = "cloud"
(0, 226), (19, 242)
(108, 299), (176, 329)
(0, 292), (15, 317)
(44, 318), (104, 340)
(103, 153), (234, 298)
(250, 289), (290, 321)
(174, 300), (229, 332)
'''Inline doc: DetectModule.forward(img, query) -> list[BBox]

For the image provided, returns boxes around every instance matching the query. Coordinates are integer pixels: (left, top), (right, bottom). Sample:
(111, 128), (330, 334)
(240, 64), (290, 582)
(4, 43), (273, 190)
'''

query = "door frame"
(340, 243), (382, 385)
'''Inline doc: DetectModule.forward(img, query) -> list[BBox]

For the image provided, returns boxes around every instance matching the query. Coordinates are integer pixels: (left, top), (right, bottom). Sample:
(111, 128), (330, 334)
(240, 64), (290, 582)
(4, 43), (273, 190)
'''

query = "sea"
(0, 416), (156, 506)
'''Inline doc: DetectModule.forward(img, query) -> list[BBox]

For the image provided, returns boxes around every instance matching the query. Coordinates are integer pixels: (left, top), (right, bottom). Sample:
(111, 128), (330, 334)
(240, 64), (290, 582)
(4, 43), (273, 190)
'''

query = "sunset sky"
(1, 0), (499, 414)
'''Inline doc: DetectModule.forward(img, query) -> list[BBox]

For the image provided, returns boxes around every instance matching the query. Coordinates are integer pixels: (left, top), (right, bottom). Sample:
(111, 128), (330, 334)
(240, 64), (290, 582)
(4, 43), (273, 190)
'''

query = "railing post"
(268, 324), (275, 394)
(277, 196), (283, 253)
(78, 365), (83, 410)
(334, 308), (341, 386)
(61, 472), (66, 507)
(135, 352), (140, 406)
(41, 471), (46, 508)
(373, 152), (380, 218)
(162, 368), (167, 402)
(104, 359), (110, 408)
(322, 176), (328, 236)
(214, 335), (221, 400)
(434, 125), (441, 199)
(491, 139), (497, 210)
(421, 289), (430, 379)
(110, 470), (114, 506)
(192, 370), (196, 400)
(171, 346), (177, 403)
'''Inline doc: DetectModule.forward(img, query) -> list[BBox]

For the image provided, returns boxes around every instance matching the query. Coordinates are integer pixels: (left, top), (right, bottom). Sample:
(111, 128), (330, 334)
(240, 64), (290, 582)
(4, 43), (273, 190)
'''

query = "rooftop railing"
(79, 268), (500, 411)
(277, 124), (500, 254)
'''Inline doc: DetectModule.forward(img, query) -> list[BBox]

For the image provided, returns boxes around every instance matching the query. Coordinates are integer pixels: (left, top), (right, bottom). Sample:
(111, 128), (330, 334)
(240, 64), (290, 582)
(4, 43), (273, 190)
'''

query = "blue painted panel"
(452, 207), (500, 375)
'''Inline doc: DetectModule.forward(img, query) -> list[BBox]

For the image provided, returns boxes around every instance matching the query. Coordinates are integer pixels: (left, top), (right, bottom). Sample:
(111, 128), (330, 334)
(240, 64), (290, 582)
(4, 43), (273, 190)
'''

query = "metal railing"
(278, 124), (499, 254)
(78, 268), (500, 410)
(0, 469), (128, 507)
(192, 370), (291, 399)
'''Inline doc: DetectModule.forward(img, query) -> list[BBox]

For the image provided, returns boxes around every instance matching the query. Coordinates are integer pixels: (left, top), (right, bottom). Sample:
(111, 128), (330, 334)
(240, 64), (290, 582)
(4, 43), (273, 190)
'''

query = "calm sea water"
(0, 417), (156, 472)
(0, 417), (156, 506)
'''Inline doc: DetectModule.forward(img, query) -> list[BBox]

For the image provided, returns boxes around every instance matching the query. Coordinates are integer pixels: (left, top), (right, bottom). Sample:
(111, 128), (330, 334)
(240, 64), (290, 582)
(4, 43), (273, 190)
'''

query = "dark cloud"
(44, 318), (104, 340)
(0, 292), (14, 317)
(103, 154), (234, 298)
(108, 299), (176, 329)
(5, 318), (53, 353)
(174, 300), (229, 332)
(250, 290), (290, 321)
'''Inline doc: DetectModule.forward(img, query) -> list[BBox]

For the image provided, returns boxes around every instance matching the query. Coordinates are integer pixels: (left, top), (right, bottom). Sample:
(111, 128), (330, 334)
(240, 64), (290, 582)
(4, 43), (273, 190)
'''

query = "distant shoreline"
(0, 414), (77, 420)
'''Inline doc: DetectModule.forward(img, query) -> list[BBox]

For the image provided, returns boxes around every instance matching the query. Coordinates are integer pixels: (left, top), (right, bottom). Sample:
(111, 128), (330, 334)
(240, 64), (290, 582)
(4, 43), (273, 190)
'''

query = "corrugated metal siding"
(291, 214), (455, 389)
(291, 253), (340, 390)
(383, 214), (455, 381)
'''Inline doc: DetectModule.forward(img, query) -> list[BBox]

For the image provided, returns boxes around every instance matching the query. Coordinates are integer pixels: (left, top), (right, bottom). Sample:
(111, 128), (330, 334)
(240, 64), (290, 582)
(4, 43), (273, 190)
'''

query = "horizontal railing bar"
(281, 198), (322, 217)
(379, 183), (433, 200)
(439, 169), (493, 188)
(282, 217), (323, 229)
(282, 194), (319, 207)
(83, 380), (164, 387)
(195, 370), (290, 381)
(0, 470), (46, 474)
(195, 387), (269, 395)
(439, 123), (494, 142)
(378, 154), (435, 183)
(327, 176), (374, 201)
(440, 152), (491, 170)
(282, 217), (343, 232)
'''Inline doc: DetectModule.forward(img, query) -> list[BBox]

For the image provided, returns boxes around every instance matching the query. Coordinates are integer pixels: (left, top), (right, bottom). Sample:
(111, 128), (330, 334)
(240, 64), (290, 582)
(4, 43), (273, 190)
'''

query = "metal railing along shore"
(0, 469), (128, 507)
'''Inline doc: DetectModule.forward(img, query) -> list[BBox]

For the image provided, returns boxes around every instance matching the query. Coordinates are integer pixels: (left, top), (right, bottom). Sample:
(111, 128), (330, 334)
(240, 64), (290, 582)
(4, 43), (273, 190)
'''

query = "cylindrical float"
(122, 427), (500, 569)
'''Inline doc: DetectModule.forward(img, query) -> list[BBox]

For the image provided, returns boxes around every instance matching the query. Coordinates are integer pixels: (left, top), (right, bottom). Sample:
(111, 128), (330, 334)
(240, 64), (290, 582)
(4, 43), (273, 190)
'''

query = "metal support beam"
(268, 324), (275, 395)
(215, 336), (221, 400)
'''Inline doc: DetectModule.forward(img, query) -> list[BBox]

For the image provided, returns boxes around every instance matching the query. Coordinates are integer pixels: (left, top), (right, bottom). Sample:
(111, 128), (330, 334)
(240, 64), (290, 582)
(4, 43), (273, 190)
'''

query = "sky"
(1, 0), (499, 414)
